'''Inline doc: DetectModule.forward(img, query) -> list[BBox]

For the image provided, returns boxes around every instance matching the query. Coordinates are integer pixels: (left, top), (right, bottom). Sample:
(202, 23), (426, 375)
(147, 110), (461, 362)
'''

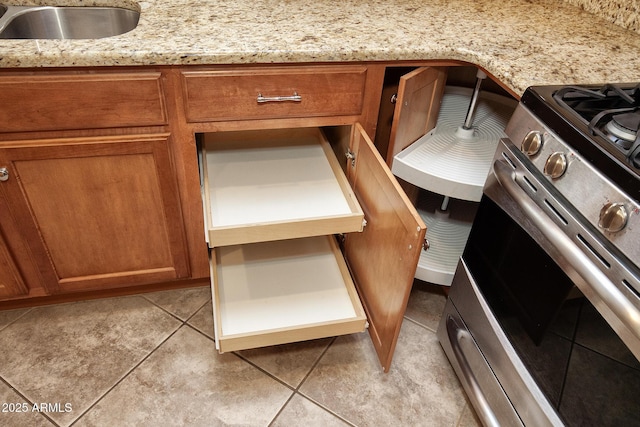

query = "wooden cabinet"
(0, 69), (196, 302)
(181, 66), (367, 123)
(0, 134), (190, 294)
(0, 231), (29, 299)
(200, 123), (426, 372)
(0, 62), (447, 371)
(0, 72), (167, 133)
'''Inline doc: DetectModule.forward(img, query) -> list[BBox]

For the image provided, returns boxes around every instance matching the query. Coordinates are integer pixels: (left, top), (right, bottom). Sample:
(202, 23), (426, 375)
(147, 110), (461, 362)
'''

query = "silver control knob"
(544, 152), (567, 179)
(521, 131), (543, 156)
(599, 202), (628, 233)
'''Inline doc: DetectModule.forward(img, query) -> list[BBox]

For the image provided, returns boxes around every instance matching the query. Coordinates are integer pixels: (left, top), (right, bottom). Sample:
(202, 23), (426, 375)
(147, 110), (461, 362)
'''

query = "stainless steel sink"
(0, 5), (139, 39)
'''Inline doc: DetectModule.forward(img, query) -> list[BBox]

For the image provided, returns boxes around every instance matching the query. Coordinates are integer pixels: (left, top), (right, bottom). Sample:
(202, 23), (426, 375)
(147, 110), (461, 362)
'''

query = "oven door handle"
(446, 315), (502, 427)
(493, 159), (640, 341)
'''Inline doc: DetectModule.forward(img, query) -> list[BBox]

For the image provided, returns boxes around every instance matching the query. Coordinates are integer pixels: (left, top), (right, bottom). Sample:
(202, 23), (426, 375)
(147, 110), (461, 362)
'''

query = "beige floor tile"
(0, 296), (181, 426)
(404, 280), (447, 332)
(75, 325), (294, 426)
(187, 300), (215, 338)
(272, 394), (350, 426)
(0, 381), (55, 427)
(143, 286), (211, 321)
(0, 308), (31, 332)
(300, 320), (472, 426)
(237, 337), (333, 388)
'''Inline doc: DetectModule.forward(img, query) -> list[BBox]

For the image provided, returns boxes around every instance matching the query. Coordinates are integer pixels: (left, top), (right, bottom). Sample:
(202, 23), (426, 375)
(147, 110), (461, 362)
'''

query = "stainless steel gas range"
(437, 84), (640, 427)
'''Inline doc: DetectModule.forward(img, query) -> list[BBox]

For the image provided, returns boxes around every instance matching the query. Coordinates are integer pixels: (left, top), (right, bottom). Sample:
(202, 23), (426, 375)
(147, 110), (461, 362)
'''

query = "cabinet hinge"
(345, 149), (356, 167)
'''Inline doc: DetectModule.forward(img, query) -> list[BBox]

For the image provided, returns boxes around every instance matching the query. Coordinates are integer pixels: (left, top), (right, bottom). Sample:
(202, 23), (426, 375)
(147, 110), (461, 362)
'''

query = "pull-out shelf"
(210, 236), (367, 352)
(199, 124), (426, 371)
(201, 128), (364, 247)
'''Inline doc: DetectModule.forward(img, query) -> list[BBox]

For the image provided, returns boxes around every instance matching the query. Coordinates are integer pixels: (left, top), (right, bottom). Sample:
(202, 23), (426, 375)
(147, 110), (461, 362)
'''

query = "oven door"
(438, 138), (640, 426)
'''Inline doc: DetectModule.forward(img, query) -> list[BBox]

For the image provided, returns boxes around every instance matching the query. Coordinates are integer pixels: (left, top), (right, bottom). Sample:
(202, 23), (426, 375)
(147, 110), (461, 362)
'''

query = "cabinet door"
(0, 232), (28, 298)
(386, 67), (447, 161)
(345, 124), (427, 372)
(0, 134), (190, 294)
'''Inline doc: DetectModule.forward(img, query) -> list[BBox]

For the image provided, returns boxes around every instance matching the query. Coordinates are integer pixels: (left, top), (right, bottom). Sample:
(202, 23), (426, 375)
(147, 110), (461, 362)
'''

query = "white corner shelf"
(392, 87), (516, 202)
(414, 194), (477, 286)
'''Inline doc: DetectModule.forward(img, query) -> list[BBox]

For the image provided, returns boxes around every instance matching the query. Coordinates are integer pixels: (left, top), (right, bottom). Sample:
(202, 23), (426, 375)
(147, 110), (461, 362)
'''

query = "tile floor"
(0, 281), (480, 427)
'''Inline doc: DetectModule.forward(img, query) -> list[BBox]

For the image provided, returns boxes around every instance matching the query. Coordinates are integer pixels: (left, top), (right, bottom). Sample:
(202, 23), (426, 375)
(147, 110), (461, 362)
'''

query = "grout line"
(0, 307), (34, 334)
(228, 336), (361, 426)
(294, 336), (336, 391)
(403, 314), (441, 334)
(231, 351), (297, 392)
(0, 375), (61, 427)
(69, 295), (211, 426)
(294, 392), (358, 427)
(141, 294), (210, 324)
(266, 391), (297, 427)
(184, 321), (216, 343)
(273, 337), (358, 427)
(67, 324), (183, 426)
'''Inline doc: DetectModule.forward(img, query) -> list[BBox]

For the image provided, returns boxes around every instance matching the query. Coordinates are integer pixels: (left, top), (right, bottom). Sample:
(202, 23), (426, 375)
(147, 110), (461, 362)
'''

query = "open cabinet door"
(386, 67), (447, 162)
(345, 123), (427, 372)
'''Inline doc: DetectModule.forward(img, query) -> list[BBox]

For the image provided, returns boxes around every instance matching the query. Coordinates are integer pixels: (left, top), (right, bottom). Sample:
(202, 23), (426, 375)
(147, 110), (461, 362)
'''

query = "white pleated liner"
(392, 86), (516, 202)
(394, 86), (516, 285)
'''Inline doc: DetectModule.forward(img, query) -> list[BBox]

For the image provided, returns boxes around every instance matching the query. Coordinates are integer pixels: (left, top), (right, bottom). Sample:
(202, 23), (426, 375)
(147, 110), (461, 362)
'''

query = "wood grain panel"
(345, 123), (426, 372)
(0, 231), (28, 298)
(0, 72), (167, 132)
(0, 134), (189, 293)
(182, 66), (367, 122)
(387, 67), (447, 160)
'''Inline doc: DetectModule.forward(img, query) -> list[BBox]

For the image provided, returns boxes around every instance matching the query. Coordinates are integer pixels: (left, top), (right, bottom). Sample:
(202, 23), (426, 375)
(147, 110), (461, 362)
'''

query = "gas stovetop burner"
(604, 111), (640, 149)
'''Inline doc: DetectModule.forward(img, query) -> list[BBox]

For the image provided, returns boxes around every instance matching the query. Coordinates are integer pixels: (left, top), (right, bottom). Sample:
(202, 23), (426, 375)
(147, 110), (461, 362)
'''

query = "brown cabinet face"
(345, 124), (426, 372)
(387, 66), (447, 161)
(0, 72), (168, 133)
(181, 66), (368, 123)
(0, 232), (28, 299)
(0, 134), (190, 294)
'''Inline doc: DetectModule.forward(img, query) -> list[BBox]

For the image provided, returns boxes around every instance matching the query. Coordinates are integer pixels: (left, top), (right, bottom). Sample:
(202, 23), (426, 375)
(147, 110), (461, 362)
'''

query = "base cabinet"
(200, 125), (426, 371)
(0, 134), (190, 295)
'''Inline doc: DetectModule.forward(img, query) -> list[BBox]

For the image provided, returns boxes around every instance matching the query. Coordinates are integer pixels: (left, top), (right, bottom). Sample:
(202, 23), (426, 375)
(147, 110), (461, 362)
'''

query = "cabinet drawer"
(210, 236), (367, 352)
(182, 66), (367, 122)
(0, 72), (167, 132)
(201, 127), (364, 247)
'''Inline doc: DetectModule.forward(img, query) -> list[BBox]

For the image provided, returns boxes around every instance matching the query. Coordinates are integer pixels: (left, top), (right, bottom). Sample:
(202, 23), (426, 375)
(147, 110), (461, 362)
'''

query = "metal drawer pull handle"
(256, 92), (302, 103)
(0, 167), (8, 182)
(446, 315), (501, 427)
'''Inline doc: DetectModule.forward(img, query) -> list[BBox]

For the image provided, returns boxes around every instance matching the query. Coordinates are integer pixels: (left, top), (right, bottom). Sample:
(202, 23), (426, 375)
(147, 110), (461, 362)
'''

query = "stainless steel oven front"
(437, 135), (640, 426)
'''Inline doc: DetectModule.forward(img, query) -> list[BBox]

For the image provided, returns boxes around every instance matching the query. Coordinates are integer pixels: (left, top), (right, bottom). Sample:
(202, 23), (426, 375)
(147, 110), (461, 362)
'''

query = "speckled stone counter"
(1, 0), (639, 96)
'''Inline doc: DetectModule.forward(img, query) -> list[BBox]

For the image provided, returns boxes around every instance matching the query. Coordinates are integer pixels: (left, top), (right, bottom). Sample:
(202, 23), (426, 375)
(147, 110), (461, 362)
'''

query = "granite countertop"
(1, 0), (640, 96)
